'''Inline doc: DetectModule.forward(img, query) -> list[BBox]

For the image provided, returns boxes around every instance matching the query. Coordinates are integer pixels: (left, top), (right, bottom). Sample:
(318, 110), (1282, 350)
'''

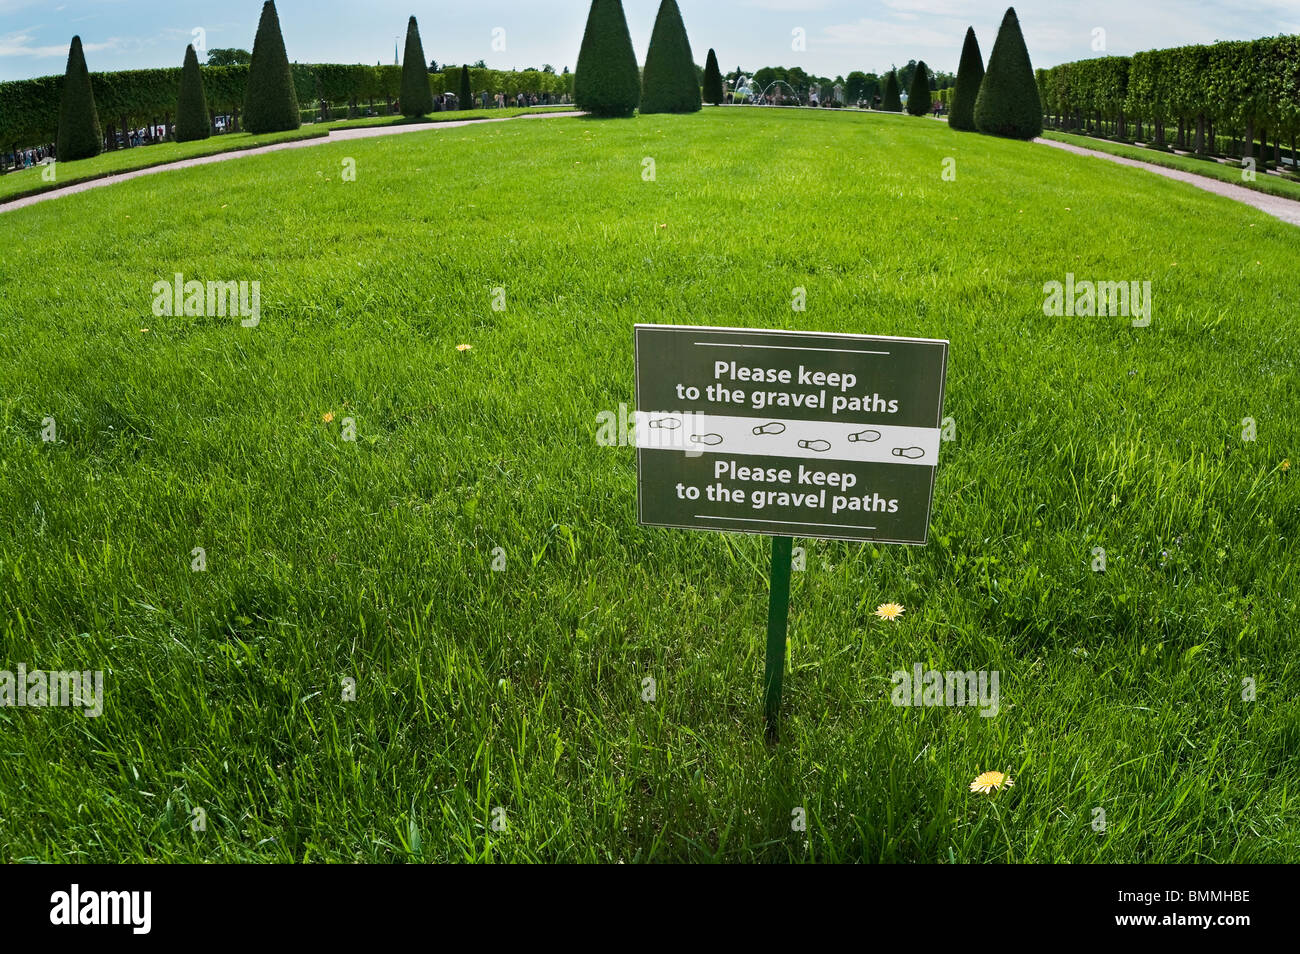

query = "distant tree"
(401, 17), (433, 116)
(703, 48), (724, 105)
(542, 64), (556, 74)
(641, 0), (702, 113)
(907, 61), (931, 114)
(881, 70), (902, 111)
(898, 59), (919, 93)
(57, 35), (102, 161)
(243, 1), (299, 133)
(176, 43), (211, 142)
(949, 27), (985, 131)
(206, 48), (252, 66)
(574, 0), (641, 117)
(459, 64), (472, 106)
(846, 71), (879, 102)
(974, 7), (1042, 139)
(787, 66), (809, 98)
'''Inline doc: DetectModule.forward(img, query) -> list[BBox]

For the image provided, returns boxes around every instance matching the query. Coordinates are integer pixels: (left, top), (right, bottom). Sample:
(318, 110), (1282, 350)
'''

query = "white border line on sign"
(641, 322), (948, 347)
(698, 515), (879, 531)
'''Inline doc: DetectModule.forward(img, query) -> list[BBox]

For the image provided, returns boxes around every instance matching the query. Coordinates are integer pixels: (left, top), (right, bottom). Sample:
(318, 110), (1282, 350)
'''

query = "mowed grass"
(1043, 129), (1300, 202)
(0, 110), (578, 206)
(0, 126), (326, 203)
(0, 108), (1297, 862)
(323, 105), (575, 130)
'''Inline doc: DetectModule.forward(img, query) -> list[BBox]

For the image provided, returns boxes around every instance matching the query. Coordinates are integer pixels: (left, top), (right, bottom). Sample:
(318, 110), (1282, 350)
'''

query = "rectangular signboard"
(634, 324), (949, 544)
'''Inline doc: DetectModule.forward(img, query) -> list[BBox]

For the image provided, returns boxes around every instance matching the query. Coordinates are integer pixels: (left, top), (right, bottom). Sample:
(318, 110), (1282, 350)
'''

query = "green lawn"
(0, 108), (1296, 862)
(0, 126), (326, 203)
(1043, 129), (1300, 202)
(0, 110), (578, 206)
(324, 105), (575, 130)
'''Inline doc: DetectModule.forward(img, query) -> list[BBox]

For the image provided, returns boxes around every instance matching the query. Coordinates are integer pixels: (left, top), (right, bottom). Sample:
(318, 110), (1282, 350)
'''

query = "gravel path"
(1036, 136), (1300, 228)
(1, 110), (585, 213)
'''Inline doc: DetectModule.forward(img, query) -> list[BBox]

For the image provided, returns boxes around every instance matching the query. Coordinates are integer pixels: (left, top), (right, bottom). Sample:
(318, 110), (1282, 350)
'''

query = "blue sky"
(2, 0), (1298, 81)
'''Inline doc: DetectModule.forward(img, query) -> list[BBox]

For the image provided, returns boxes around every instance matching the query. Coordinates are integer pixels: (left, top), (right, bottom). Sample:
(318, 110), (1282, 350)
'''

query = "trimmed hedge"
(459, 64), (472, 105)
(949, 27), (985, 131)
(1040, 35), (1300, 155)
(703, 48), (724, 105)
(906, 61), (931, 115)
(881, 70), (902, 111)
(973, 7), (1042, 139)
(3, 63), (572, 156)
(574, 0), (641, 117)
(57, 36), (102, 161)
(400, 18), (433, 117)
(175, 44), (210, 142)
(641, 0), (701, 114)
(243, 0), (300, 133)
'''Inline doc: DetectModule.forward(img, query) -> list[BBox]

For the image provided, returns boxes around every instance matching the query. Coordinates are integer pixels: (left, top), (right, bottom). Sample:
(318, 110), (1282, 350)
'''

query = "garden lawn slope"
(0, 109), (1296, 862)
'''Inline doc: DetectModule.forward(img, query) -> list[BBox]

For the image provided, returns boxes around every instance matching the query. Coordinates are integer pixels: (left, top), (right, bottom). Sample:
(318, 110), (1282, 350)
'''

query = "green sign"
(634, 324), (949, 545)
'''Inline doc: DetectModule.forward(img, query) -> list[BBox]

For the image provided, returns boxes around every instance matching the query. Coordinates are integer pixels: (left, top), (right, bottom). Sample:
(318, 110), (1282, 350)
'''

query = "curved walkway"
(1, 110), (584, 213)
(1035, 136), (1300, 228)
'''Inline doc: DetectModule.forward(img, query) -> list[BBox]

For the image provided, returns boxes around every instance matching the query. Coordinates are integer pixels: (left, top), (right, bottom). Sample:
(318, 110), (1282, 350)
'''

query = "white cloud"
(0, 30), (121, 57)
(822, 18), (963, 50)
(741, 0), (834, 9)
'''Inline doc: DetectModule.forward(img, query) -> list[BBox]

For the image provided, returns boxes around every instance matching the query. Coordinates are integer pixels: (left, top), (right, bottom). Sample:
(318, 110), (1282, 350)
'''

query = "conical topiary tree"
(703, 48), (724, 105)
(400, 16), (433, 117)
(974, 7), (1042, 140)
(907, 61), (931, 115)
(57, 35), (102, 161)
(640, 0), (701, 114)
(243, 0), (300, 133)
(881, 70), (902, 111)
(176, 44), (211, 142)
(459, 64), (472, 108)
(949, 27), (985, 131)
(574, 0), (641, 117)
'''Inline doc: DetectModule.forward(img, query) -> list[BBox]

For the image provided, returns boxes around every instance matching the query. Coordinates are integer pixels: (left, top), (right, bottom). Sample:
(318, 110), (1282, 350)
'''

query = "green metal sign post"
(764, 535), (794, 740)
(633, 324), (949, 738)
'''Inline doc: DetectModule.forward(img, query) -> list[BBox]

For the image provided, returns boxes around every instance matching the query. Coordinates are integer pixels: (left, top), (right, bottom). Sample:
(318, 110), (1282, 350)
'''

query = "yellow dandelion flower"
(970, 770), (1014, 794)
(456, 344), (473, 352)
(874, 602), (905, 622)
(1282, 459), (1291, 472)
(322, 412), (335, 423)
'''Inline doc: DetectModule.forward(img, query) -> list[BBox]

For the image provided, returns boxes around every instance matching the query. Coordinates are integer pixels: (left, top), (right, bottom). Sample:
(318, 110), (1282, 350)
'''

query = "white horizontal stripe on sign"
(634, 411), (940, 466)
